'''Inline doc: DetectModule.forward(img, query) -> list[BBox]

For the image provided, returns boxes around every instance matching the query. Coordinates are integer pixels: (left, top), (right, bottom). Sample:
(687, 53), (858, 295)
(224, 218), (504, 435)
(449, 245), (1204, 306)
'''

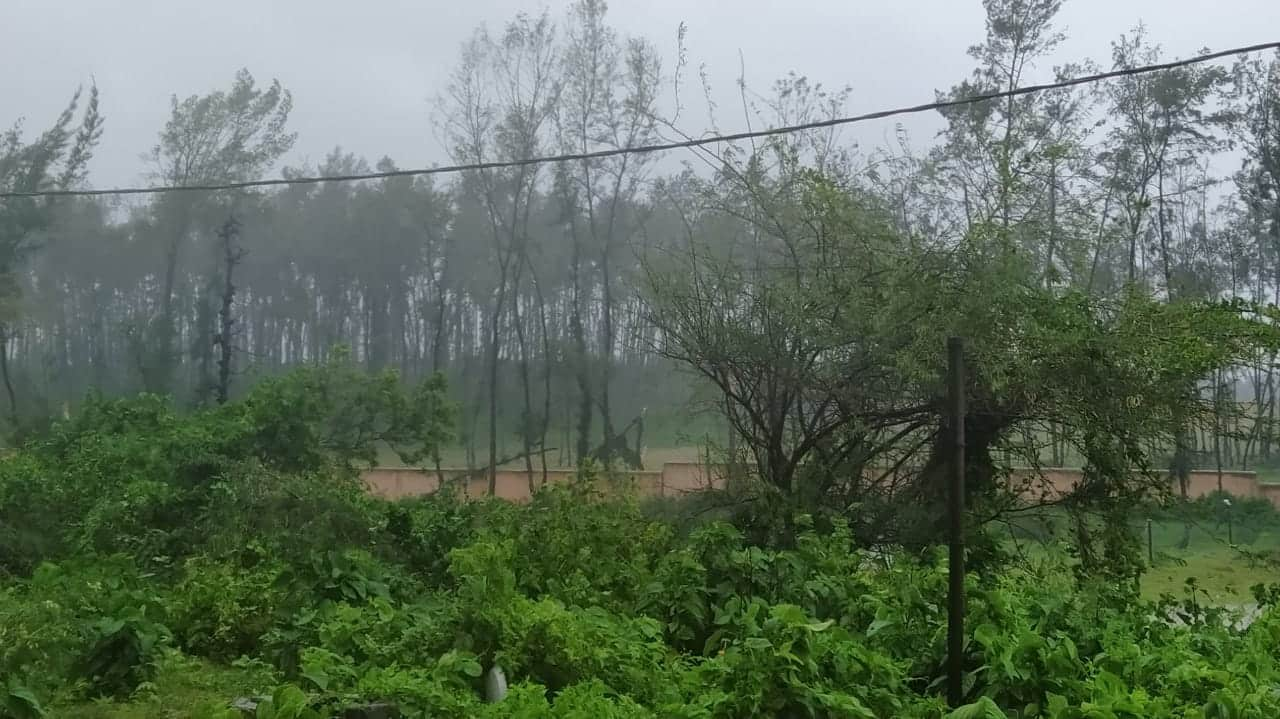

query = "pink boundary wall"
(1018, 467), (1280, 506)
(362, 462), (717, 501)
(363, 464), (1280, 507)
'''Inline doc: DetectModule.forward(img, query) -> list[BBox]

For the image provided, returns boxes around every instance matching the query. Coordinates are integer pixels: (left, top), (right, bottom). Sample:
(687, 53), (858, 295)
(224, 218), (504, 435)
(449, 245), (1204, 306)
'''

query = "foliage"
(248, 685), (321, 719)
(0, 678), (45, 719)
(380, 489), (487, 585)
(0, 80), (103, 430)
(234, 347), (454, 472)
(4, 7), (1280, 715)
(76, 610), (170, 698)
(6, 378), (1280, 717)
(164, 555), (287, 661)
(1, 2), (1278, 506)
(646, 164), (1280, 549)
(0, 351), (452, 573)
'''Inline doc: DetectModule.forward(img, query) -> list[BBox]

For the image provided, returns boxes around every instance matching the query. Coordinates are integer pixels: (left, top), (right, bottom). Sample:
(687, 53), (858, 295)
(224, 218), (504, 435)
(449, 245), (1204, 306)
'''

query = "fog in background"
(4, 0), (1280, 474)
(6, 0), (1278, 187)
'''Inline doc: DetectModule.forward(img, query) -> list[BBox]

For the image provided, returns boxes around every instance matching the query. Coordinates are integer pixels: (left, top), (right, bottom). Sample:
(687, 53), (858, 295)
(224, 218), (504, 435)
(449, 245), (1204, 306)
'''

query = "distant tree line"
(3, 0), (1280, 490)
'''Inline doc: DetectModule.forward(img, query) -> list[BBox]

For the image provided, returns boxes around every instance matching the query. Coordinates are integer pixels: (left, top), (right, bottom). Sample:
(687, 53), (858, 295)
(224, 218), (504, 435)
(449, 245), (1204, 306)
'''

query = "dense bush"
(0, 351), (451, 576)
(3, 364), (1280, 718)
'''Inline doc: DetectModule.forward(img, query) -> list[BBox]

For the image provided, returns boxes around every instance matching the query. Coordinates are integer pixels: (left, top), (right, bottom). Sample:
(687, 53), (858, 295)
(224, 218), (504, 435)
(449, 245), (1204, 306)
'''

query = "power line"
(3, 40), (1277, 201)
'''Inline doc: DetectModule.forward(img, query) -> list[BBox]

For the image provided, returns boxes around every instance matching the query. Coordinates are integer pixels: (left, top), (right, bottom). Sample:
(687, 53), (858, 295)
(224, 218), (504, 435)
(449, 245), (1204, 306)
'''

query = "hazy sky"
(4, 0), (1278, 189)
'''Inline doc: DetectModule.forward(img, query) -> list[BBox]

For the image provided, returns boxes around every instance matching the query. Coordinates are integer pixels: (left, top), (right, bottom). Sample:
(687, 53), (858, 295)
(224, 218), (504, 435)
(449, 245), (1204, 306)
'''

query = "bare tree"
(438, 14), (559, 492)
(556, 0), (661, 465)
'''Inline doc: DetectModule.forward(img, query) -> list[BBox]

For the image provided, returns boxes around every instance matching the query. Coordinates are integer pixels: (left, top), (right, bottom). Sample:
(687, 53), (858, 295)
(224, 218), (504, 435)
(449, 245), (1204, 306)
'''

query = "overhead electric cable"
(3, 41), (1277, 200)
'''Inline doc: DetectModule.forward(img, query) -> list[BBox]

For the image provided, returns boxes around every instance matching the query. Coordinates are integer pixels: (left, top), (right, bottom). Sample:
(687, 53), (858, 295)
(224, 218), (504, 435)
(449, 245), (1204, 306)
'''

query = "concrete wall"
(1018, 467), (1272, 505)
(363, 461), (723, 502)
(363, 464), (1280, 507)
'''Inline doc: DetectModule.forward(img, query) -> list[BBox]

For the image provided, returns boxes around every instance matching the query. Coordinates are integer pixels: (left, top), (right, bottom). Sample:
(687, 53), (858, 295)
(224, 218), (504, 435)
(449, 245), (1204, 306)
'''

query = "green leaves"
(3, 353), (457, 569)
(151, 68), (295, 188)
(9, 401), (1280, 718)
(946, 697), (1009, 719)
(0, 678), (45, 719)
(76, 608), (171, 697)
(252, 685), (320, 719)
(236, 347), (456, 472)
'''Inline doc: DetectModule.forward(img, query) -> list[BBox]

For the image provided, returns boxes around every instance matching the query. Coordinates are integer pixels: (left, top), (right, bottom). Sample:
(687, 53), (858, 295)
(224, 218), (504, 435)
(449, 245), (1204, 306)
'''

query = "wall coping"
(370, 465), (664, 475)
(368, 464), (1261, 478)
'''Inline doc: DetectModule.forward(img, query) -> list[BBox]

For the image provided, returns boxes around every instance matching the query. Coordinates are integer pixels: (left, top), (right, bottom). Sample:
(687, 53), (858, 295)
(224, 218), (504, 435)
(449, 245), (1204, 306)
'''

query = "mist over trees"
(3, 0), (1280, 506)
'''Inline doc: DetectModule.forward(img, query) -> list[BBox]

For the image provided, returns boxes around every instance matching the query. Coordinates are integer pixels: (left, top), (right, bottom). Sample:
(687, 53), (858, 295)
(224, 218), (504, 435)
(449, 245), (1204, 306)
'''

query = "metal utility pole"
(946, 337), (966, 707)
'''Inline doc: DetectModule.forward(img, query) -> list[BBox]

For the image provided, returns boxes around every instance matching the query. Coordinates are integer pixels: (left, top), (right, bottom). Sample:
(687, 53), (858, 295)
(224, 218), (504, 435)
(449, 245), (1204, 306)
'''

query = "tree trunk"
(368, 284), (391, 371)
(1156, 167), (1174, 298)
(1173, 424), (1193, 550)
(431, 264), (449, 486)
(600, 250), (615, 464)
(1044, 159), (1057, 286)
(570, 230), (593, 464)
(193, 288), (215, 405)
(1126, 203), (1144, 286)
(529, 255), (553, 485)
(152, 233), (183, 394)
(487, 258), (511, 495)
(512, 271), (536, 494)
(215, 217), (243, 405)
(0, 324), (19, 427)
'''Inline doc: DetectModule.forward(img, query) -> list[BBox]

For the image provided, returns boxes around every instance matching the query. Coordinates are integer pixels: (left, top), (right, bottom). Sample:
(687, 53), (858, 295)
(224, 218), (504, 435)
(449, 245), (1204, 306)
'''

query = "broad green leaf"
(944, 696), (1009, 719)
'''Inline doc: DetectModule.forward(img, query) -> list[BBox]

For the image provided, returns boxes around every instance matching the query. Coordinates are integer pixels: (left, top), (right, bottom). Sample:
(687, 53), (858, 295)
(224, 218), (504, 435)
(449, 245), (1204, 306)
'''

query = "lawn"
(1140, 546), (1279, 601)
(1004, 511), (1280, 604)
(55, 655), (274, 719)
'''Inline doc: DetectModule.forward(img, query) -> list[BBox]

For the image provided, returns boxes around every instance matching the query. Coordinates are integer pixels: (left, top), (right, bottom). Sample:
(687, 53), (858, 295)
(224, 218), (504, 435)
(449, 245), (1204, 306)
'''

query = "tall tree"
(556, 0), (661, 464)
(0, 83), (103, 426)
(932, 0), (1072, 242)
(1102, 27), (1226, 292)
(144, 69), (294, 395)
(1226, 50), (1280, 464)
(439, 13), (559, 491)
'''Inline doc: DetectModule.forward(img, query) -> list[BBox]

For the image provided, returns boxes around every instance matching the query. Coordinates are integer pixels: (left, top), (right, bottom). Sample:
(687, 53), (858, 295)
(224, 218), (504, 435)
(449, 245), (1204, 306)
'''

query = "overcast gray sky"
(4, 0), (1278, 189)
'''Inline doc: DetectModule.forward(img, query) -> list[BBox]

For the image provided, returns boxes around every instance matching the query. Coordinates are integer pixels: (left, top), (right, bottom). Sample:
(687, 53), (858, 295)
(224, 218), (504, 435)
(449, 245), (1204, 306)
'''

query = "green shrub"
(0, 453), (63, 576)
(194, 467), (388, 565)
(165, 555), (288, 661)
(678, 601), (934, 718)
(482, 680), (657, 719)
(76, 608), (171, 698)
(296, 646), (483, 718)
(0, 353), (453, 571)
(8, 364), (1280, 717)
(497, 484), (675, 611)
(0, 677), (46, 719)
(448, 540), (683, 706)
(380, 488), (485, 586)
(0, 557), (168, 699)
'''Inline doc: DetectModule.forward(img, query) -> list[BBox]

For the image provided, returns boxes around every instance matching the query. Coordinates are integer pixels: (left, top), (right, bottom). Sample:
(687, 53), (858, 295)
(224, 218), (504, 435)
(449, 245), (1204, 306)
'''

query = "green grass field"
(1006, 515), (1280, 603)
(1134, 516), (1280, 601)
(1142, 547), (1278, 601)
(56, 655), (275, 719)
